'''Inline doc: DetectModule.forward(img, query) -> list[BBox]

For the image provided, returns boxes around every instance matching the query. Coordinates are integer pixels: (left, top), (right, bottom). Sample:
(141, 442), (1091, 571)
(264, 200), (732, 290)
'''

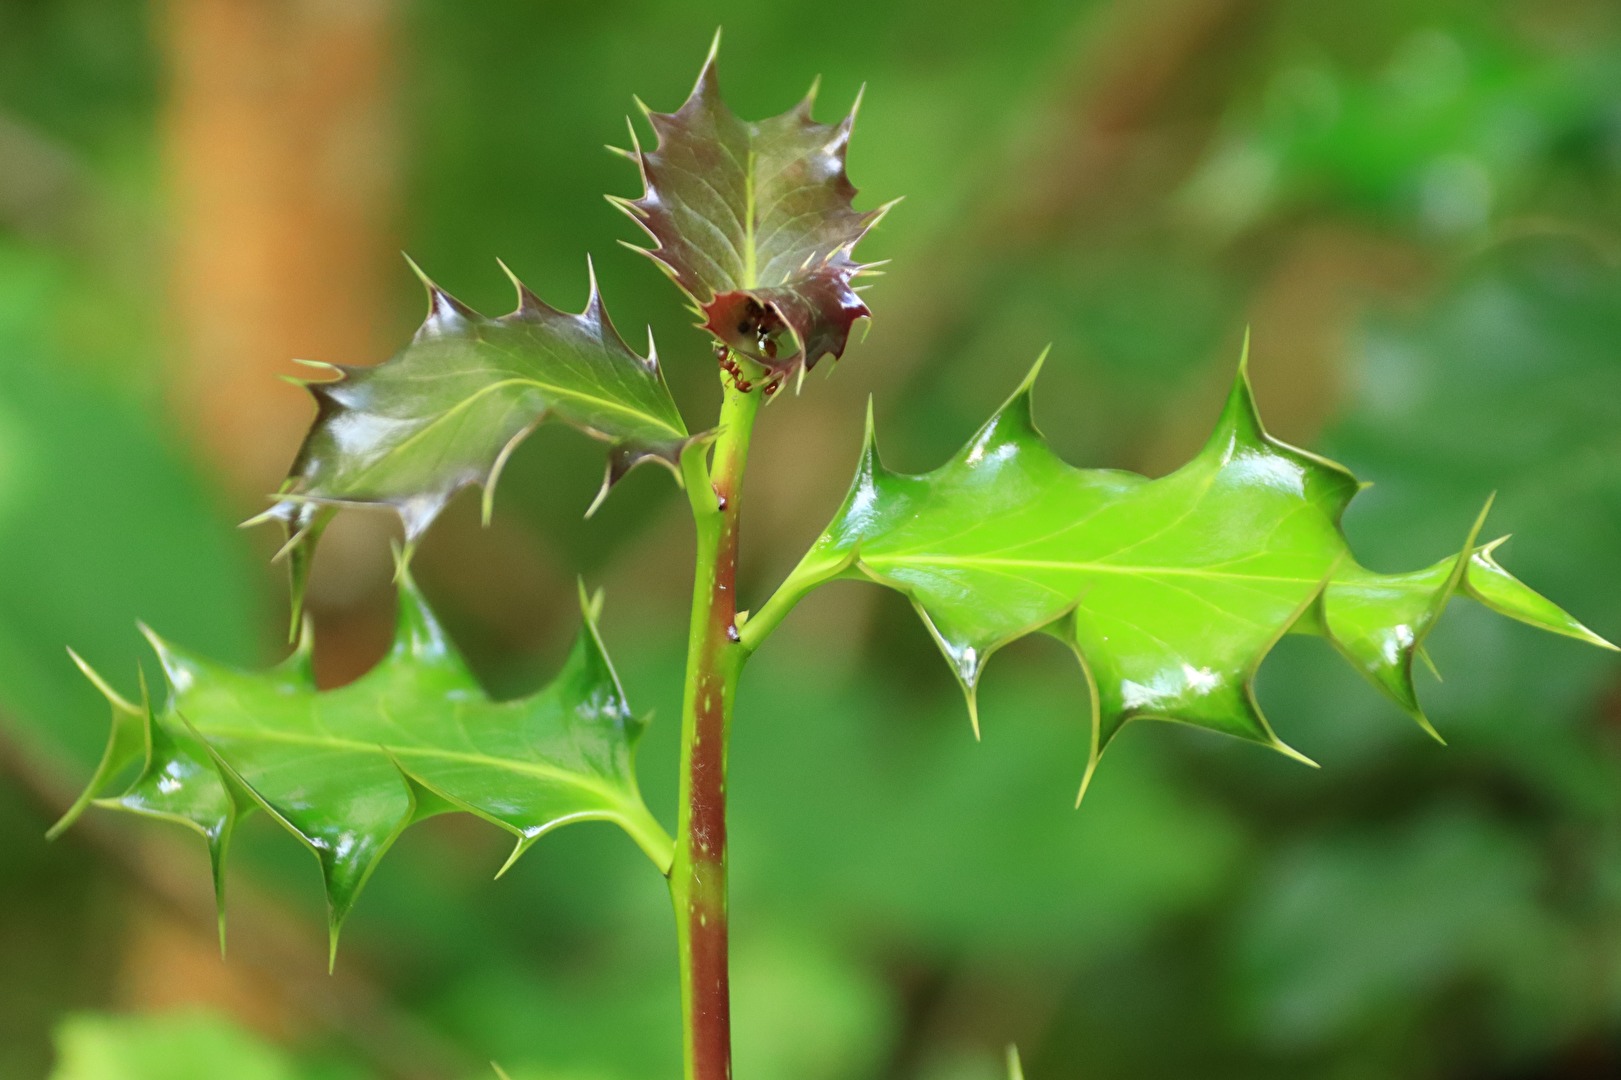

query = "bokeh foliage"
(1, 0), (1618, 1078)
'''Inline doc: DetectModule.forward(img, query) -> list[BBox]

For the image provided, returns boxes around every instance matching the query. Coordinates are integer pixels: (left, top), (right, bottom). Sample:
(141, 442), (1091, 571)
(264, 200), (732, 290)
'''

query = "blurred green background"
(1, 0), (1619, 1077)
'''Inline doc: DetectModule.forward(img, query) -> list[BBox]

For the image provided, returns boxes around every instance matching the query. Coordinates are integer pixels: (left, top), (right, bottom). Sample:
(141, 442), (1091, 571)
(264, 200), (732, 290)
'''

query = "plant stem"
(735, 549), (846, 655)
(672, 368), (761, 1080)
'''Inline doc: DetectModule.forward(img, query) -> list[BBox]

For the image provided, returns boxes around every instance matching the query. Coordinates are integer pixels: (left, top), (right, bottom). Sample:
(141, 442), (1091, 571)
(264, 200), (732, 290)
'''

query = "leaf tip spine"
(135, 664), (153, 712)
(620, 116), (651, 191)
(868, 196), (904, 230)
(402, 254), (475, 331)
(482, 423), (534, 527)
(494, 837), (530, 880)
(576, 578), (607, 624)
(238, 505), (278, 531)
(1018, 346), (1050, 396)
(1075, 753), (1100, 808)
(401, 249), (430, 285)
(584, 468), (614, 519)
(643, 327), (660, 372)
(857, 395), (889, 480)
(1416, 644), (1443, 682)
(1413, 708), (1448, 745)
(1270, 737), (1319, 769)
(582, 254), (602, 314)
(847, 82), (868, 127)
(798, 74), (822, 117)
(135, 620), (173, 666)
(269, 517), (312, 565)
(493, 258), (531, 314)
(68, 648), (141, 715)
(1209, 340), (1266, 456)
(403, 252), (453, 314)
(1425, 494), (1495, 638)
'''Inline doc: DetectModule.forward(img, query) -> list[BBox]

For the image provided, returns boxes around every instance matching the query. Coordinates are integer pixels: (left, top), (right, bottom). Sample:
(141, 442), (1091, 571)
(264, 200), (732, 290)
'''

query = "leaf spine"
(67, 648), (141, 715)
(797, 74), (822, 118)
(403, 253), (476, 338)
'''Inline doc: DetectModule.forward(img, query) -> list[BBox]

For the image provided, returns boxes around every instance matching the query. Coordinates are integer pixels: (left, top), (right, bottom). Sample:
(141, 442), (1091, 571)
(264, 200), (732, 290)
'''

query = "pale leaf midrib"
(198, 723), (630, 808)
(318, 375), (682, 493)
(743, 146), (758, 287)
(862, 552), (1325, 587)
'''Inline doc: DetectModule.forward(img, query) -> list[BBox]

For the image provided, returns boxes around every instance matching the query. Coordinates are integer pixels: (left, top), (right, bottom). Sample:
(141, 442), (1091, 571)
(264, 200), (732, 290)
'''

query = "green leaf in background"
(1182, 21), (1621, 240)
(610, 37), (894, 379)
(1230, 805), (1569, 1053)
(48, 1011), (334, 1080)
(55, 565), (672, 960)
(260, 259), (690, 616)
(768, 344), (1612, 796)
(0, 249), (263, 766)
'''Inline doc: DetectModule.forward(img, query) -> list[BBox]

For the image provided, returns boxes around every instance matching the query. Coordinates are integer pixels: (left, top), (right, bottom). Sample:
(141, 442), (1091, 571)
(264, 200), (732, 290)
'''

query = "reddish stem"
(684, 502), (738, 1075)
(673, 375), (759, 1079)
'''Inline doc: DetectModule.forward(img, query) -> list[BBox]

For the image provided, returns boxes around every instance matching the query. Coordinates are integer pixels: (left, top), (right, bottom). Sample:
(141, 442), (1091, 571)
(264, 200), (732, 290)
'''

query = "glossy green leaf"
(259, 259), (690, 615)
(771, 345), (1614, 797)
(610, 35), (894, 379)
(54, 566), (672, 960)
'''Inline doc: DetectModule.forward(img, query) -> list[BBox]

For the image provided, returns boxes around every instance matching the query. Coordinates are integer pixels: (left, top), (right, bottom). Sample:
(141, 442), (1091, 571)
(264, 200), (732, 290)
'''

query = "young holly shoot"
(55, 35), (1613, 1080)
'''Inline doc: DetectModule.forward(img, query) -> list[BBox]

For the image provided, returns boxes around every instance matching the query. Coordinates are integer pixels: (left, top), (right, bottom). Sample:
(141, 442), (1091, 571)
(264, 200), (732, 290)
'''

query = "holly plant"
(53, 36), (1615, 1079)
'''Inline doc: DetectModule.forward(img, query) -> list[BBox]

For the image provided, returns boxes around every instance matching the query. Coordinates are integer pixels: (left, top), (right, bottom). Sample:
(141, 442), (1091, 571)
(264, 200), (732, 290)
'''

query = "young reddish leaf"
(758, 344), (1614, 799)
(255, 259), (690, 618)
(55, 568), (672, 960)
(611, 35), (894, 380)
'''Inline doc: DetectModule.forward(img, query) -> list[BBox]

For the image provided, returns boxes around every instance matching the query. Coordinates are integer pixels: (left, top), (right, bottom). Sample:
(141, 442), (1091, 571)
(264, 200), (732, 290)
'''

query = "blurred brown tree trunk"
(162, 0), (398, 507)
(133, 0), (406, 1042)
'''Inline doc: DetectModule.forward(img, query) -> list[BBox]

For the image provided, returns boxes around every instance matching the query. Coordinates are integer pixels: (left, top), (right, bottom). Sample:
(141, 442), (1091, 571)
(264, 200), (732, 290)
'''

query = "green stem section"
(673, 371), (761, 1080)
(735, 548), (845, 655)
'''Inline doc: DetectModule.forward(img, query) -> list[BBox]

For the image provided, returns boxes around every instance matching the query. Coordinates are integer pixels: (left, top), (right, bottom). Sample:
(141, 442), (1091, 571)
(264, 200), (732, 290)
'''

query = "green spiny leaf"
(611, 32), (895, 380)
(256, 257), (690, 611)
(54, 568), (672, 961)
(782, 343), (1614, 799)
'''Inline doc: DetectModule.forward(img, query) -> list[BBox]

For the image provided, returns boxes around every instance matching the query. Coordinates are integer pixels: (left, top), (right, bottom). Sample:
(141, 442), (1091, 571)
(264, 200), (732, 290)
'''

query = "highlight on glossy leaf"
(610, 31), (896, 381)
(775, 340), (1614, 801)
(251, 255), (692, 620)
(53, 566), (673, 963)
